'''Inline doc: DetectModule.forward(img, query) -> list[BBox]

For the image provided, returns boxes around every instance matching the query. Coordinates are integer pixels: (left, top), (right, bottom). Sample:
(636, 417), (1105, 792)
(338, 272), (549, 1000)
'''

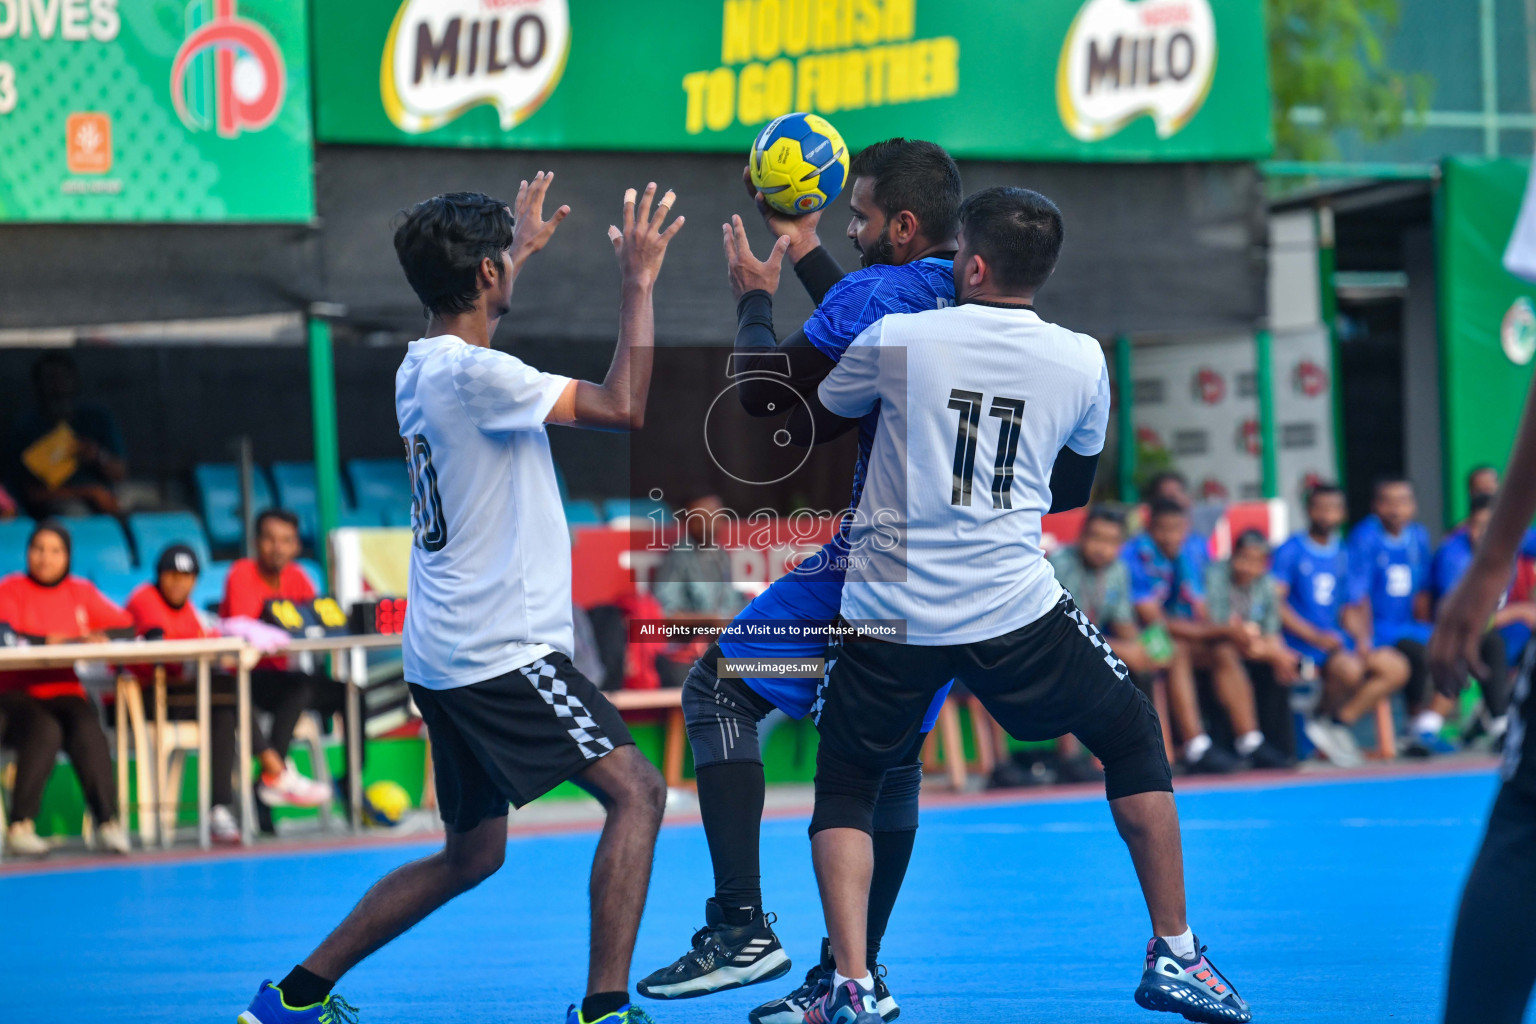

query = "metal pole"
(1483, 0), (1500, 157)
(1256, 330), (1279, 499)
(1316, 204), (1346, 486)
(196, 657), (211, 851)
(1526, 0), (1536, 127)
(237, 653), (255, 846)
(309, 315), (343, 584)
(1115, 334), (1138, 501)
(238, 435), (256, 561)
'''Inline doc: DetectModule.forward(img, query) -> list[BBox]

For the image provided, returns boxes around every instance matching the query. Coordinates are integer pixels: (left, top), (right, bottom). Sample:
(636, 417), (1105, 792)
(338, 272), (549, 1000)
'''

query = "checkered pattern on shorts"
(518, 658), (615, 760)
(1065, 602), (1130, 681)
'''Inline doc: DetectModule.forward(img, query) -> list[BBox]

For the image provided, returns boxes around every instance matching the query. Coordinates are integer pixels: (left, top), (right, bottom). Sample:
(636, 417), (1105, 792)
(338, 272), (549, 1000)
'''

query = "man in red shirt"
(219, 508), (346, 811)
(0, 520), (132, 856)
(127, 543), (317, 841)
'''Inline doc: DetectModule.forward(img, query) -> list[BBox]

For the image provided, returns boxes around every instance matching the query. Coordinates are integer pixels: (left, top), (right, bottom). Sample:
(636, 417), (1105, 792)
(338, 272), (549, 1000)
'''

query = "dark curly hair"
(393, 192), (516, 317)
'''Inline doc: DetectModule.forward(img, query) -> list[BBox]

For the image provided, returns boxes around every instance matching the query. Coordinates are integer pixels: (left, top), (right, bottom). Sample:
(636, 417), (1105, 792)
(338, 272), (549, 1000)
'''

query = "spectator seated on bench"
(0, 520), (132, 856)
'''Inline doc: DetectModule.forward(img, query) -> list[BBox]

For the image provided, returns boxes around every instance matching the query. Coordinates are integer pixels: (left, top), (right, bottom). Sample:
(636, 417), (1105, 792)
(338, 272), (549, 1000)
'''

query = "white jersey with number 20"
(819, 303), (1110, 645)
(395, 335), (573, 689)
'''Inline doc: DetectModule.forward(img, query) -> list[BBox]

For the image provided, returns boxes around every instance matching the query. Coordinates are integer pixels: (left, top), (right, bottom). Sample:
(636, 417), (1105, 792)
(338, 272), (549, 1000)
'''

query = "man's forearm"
(733, 291), (838, 416)
(792, 246), (845, 305)
(583, 282), (655, 429)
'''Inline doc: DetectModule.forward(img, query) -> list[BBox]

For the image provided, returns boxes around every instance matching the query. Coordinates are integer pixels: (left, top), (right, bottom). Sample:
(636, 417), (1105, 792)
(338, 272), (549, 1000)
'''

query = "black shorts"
(816, 596), (1165, 784)
(410, 653), (634, 831)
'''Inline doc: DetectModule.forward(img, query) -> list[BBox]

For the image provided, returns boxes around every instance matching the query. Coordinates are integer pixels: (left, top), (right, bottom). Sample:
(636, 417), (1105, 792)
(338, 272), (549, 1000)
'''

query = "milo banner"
(312, 0), (1271, 160)
(1438, 157), (1536, 524)
(0, 0), (313, 222)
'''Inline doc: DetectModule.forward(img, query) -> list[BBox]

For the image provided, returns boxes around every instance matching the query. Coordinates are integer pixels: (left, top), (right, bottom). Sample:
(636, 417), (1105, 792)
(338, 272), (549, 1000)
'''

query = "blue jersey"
(1433, 531), (1530, 664)
(1346, 515), (1432, 646)
(720, 257), (955, 721)
(1271, 533), (1349, 641)
(1123, 533), (1205, 619)
(802, 257), (956, 520)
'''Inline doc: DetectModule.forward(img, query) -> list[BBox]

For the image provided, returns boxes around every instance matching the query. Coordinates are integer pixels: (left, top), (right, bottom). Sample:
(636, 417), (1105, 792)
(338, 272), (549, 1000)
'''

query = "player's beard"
(856, 226), (897, 268)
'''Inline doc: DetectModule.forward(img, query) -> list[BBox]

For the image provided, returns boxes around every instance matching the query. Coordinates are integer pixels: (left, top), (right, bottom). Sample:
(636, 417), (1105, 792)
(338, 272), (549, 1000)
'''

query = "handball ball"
(363, 780), (411, 826)
(749, 112), (849, 216)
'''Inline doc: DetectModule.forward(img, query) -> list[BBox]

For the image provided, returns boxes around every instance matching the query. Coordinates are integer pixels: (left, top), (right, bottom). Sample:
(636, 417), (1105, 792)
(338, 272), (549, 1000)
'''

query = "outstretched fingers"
(634, 182), (657, 235)
(622, 187), (637, 235)
(651, 189), (677, 231)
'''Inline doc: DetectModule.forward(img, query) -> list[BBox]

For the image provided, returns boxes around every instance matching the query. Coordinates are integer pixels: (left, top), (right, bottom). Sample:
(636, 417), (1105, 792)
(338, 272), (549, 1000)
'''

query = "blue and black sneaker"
(238, 980), (358, 1024)
(1134, 937), (1251, 1023)
(564, 1003), (657, 1023)
(802, 974), (882, 1024)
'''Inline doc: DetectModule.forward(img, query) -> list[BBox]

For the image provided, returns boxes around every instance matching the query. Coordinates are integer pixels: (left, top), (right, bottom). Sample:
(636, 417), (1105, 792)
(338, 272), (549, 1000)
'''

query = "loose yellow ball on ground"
(749, 112), (850, 216)
(363, 780), (412, 826)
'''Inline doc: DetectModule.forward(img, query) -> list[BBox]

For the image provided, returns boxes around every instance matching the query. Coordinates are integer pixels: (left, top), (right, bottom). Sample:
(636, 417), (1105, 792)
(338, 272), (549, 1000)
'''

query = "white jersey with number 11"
(819, 303), (1111, 645)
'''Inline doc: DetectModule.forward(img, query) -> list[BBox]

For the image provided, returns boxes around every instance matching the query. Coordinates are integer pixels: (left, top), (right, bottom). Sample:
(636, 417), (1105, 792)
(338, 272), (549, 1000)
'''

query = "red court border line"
(0, 758), (1499, 878)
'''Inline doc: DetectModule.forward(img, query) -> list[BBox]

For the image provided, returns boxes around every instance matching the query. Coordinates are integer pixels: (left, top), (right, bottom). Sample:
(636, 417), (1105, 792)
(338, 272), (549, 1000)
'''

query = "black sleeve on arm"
(734, 290), (838, 416)
(792, 246), (846, 305)
(1048, 446), (1100, 514)
(784, 392), (861, 448)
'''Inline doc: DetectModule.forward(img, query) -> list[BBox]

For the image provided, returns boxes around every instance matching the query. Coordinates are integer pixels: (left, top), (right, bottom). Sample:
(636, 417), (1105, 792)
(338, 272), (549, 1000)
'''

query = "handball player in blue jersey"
(1272, 484), (1410, 768)
(637, 140), (960, 1023)
(1344, 477), (1448, 751)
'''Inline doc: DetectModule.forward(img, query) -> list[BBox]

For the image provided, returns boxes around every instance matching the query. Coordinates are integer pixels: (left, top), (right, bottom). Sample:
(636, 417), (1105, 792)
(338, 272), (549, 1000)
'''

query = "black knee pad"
(871, 761), (922, 833)
(1078, 685), (1173, 801)
(681, 659), (772, 768)
(810, 752), (885, 837)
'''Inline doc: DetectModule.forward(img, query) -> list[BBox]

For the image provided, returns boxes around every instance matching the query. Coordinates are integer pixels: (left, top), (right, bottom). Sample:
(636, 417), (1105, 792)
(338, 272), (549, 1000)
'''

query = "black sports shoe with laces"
(750, 939), (900, 1023)
(637, 900), (791, 1000)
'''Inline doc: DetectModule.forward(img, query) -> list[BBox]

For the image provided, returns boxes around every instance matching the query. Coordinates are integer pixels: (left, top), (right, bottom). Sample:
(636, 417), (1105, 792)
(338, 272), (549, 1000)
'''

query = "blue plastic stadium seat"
(296, 557), (328, 597)
(194, 560), (232, 614)
(90, 569), (146, 608)
(271, 462), (320, 542)
(61, 515), (133, 577)
(347, 458), (413, 529)
(126, 510), (213, 569)
(338, 507), (383, 529)
(194, 463), (275, 549)
(603, 497), (670, 524)
(0, 518), (35, 578)
(563, 500), (602, 526)
(381, 504), (413, 529)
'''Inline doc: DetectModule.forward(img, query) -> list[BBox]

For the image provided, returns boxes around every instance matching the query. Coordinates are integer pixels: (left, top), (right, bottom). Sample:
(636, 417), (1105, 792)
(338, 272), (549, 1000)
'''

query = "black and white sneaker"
(749, 939), (901, 1023)
(637, 901), (791, 1000)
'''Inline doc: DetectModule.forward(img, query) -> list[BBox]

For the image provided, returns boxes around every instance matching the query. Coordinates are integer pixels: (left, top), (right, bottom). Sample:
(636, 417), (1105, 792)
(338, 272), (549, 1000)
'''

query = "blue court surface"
(0, 766), (1515, 1023)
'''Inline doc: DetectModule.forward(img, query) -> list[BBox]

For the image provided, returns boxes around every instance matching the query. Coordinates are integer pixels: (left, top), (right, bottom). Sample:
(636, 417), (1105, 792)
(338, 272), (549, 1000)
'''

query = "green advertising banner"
(0, 0), (313, 222)
(1438, 158), (1536, 524)
(312, 0), (1271, 161)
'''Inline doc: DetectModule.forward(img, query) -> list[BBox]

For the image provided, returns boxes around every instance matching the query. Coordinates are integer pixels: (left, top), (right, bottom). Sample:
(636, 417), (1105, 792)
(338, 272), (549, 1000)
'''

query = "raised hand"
(510, 171), (571, 273)
(743, 164), (824, 261)
(722, 214), (791, 300)
(1428, 567), (1505, 698)
(609, 182), (684, 289)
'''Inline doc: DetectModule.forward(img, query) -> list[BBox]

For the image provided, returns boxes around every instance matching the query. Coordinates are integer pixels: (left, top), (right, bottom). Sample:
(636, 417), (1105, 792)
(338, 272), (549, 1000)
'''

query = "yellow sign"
(680, 0), (958, 136)
(21, 422), (79, 491)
